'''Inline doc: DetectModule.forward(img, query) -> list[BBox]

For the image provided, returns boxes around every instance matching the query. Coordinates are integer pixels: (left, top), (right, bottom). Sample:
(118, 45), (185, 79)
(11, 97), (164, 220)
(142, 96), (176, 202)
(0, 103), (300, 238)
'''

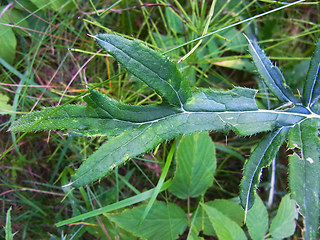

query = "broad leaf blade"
(0, 93), (12, 115)
(169, 132), (216, 199)
(289, 119), (320, 240)
(246, 194), (268, 240)
(246, 35), (298, 104)
(240, 127), (289, 211)
(107, 202), (188, 240)
(194, 200), (245, 236)
(95, 33), (192, 107)
(0, 20), (17, 64)
(269, 194), (298, 239)
(202, 204), (247, 240)
(302, 35), (320, 108)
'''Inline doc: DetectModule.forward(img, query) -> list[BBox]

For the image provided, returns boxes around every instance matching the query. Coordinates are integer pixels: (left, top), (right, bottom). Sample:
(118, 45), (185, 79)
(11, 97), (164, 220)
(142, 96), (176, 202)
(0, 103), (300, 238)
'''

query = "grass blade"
(56, 180), (172, 227)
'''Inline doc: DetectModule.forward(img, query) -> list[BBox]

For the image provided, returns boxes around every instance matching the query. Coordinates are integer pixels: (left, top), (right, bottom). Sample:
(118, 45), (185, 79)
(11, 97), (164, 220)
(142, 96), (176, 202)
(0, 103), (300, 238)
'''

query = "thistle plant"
(10, 33), (320, 239)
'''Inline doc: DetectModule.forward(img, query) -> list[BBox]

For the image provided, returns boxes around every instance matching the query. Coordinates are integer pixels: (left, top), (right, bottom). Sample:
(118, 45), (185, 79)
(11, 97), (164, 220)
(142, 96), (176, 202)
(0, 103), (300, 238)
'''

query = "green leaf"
(13, 87), (314, 187)
(165, 8), (184, 34)
(5, 207), (13, 240)
(107, 202), (188, 240)
(140, 143), (175, 224)
(288, 119), (320, 240)
(11, 34), (320, 188)
(302, 35), (320, 108)
(246, 35), (298, 104)
(246, 194), (268, 240)
(240, 127), (289, 211)
(9, 104), (133, 136)
(0, 20), (17, 64)
(202, 203), (247, 240)
(169, 132), (216, 199)
(95, 33), (192, 107)
(269, 194), (298, 239)
(0, 93), (12, 115)
(194, 200), (244, 236)
(0, 6), (29, 36)
(30, 0), (74, 11)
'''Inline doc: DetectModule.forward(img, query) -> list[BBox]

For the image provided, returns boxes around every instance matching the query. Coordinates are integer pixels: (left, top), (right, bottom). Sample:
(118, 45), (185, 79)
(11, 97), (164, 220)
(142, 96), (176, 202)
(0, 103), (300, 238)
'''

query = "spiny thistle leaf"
(302, 35), (320, 109)
(245, 35), (299, 104)
(240, 126), (290, 212)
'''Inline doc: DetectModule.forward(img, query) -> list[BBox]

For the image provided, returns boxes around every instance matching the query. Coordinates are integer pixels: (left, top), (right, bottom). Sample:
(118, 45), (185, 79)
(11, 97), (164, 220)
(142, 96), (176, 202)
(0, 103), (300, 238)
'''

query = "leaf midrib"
(100, 37), (185, 108)
(13, 108), (319, 130)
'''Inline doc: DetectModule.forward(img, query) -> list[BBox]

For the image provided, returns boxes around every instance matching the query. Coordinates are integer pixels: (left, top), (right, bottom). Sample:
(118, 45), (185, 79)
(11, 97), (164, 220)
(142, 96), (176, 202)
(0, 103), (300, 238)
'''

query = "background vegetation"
(1, 0), (319, 239)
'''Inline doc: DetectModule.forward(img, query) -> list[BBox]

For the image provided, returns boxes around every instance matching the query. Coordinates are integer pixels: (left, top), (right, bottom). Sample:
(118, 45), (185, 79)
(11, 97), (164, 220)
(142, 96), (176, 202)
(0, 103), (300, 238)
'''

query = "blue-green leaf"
(246, 35), (298, 104)
(240, 127), (290, 211)
(95, 33), (192, 107)
(288, 119), (320, 239)
(10, 34), (320, 189)
(302, 35), (320, 108)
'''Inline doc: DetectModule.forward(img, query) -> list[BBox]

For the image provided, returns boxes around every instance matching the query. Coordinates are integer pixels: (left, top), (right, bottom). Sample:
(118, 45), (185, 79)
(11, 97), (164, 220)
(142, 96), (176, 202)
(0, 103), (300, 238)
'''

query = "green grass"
(1, 0), (319, 239)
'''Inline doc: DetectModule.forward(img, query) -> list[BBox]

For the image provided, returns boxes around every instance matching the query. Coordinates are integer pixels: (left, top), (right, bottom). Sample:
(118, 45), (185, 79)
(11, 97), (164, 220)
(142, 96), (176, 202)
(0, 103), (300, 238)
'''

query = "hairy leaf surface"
(11, 88), (317, 188)
(95, 33), (192, 107)
(10, 34), (320, 191)
(246, 36), (298, 104)
(240, 126), (290, 211)
(289, 119), (320, 239)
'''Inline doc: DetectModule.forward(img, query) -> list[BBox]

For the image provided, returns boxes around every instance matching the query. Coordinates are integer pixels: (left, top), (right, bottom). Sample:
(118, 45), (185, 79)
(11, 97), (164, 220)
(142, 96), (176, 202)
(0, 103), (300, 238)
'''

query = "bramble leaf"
(246, 195), (268, 240)
(289, 119), (320, 240)
(106, 202), (188, 240)
(269, 194), (298, 239)
(202, 203), (247, 240)
(169, 132), (216, 199)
